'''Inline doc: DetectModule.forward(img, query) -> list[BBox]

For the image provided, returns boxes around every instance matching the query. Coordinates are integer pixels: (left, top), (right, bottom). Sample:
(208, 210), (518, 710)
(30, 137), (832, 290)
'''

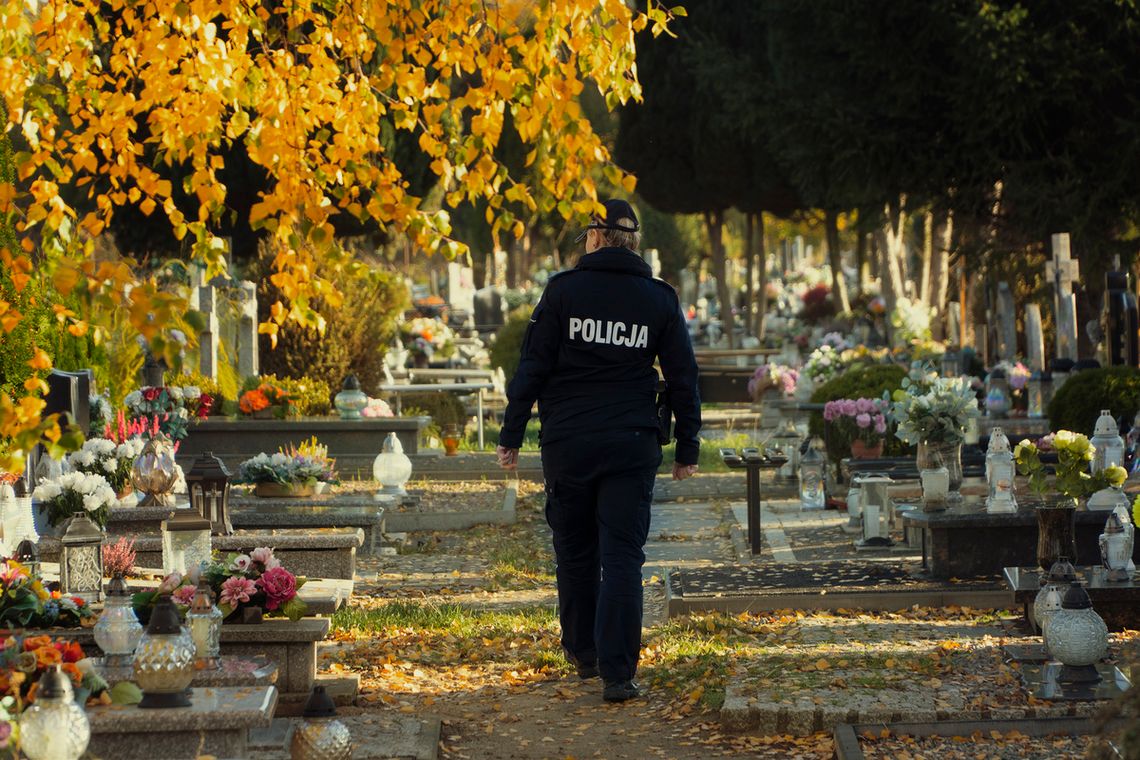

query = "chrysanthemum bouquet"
(32, 471), (118, 528)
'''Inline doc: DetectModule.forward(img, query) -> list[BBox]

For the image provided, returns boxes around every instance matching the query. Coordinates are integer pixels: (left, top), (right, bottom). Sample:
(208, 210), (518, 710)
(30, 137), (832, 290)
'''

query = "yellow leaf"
(815, 659), (830, 670)
(27, 349), (52, 371)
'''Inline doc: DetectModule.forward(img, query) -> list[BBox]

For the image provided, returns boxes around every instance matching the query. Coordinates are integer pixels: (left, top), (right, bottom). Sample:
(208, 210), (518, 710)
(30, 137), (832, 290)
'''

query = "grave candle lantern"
(161, 510), (212, 577)
(373, 432), (412, 497)
(858, 476), (893, 547)
(1026, 371), (1052, 419)
(1044, 581), (1108, 686)
(185, 452), (233, 535)
(940, 348), (961, 378)
(290, 685), (352, 760)
(984, 368), (1011, 417)
(14, 537), (40, 578)
(94, 573), (144, 667)
(334, 374), (369, 420)
(1089, 409), (1128, 511)
(186, 582), (223, 670)
(985, 427), (1017, 514)
(134, 596), (196, 708)
(798, 438), (826, 510)
(771, 419), (802, 480)
(19, 665), (90, 760)
(59, 513), (104, 604)
(845, 479), (864, 532)
(1099, 510), (1134, 582)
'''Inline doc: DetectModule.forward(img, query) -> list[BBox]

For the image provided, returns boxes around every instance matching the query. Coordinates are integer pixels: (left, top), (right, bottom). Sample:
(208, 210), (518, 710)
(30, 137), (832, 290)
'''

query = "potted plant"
(236, 439), (338, 497)
(238, 382), (294, 419)
(280, 437), (338, 494)
(31, 472), (118, 533)
(822, 397), (889, 459)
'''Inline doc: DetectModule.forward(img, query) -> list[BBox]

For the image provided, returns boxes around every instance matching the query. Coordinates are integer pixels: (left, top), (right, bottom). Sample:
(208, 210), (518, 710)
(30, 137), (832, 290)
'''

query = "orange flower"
(61, 662), (82, 687)
(59, 642), (84, 663)
(239, 389), (270, 414)
(34, 646), (62, 668)
(22, 636), (51, 652)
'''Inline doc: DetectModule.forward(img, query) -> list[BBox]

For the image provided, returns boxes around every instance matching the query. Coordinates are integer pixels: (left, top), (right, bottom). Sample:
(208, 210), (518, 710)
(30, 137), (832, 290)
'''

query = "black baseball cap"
(575, 199), (640, 243)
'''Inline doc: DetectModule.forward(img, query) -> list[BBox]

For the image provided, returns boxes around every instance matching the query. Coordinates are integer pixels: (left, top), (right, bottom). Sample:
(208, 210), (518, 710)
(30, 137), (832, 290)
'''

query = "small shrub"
(1048, 366), (1140, 436)
(489, 309), (531, 386)
(241, 374), (332, 416)
(810, 363), (909, 466)
(399, 392), (467, 427)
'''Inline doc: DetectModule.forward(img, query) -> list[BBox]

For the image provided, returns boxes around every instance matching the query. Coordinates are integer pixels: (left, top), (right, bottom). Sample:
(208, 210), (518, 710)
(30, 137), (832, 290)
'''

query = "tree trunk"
(920, 210), (933, 306)
(704, 210), (736, 348)
(824, 210), (850, 313)
(756, 212), (769, 340)
(879, 195), (908, 312)
(930, 210), (953, 338)
(855, 231), (868, 298)
(744, 212), (755, 335)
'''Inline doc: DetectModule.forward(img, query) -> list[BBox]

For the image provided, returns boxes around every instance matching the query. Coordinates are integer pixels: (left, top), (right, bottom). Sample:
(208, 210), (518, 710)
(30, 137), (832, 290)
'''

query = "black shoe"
(577, 663), (599, 679)
(603, 679), (640, 702)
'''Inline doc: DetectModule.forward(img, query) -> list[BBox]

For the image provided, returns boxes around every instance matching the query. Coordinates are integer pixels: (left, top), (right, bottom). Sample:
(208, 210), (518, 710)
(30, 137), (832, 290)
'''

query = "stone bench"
(87, 686), (277, 760)
(41, 527), (364, 580)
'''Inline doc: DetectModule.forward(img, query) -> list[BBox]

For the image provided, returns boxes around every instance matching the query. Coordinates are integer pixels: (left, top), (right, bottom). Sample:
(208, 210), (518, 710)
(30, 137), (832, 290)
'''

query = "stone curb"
(667, 588), (1013, 618)
(721, 684), (1101, 737)
(384, 482), (518, 532)
(832, 717), (1111, 759)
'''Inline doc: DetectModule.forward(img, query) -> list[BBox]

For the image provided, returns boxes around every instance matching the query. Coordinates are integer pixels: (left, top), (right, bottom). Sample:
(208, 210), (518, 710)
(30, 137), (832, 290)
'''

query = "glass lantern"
(985, 427), (1017, 514)
(94, 574), (144, 667)
(1026, 371), (1052, 419)
(185, 452), (233, 535)
(1099, 510), (1134, 582)
(1035, 583), (1063, 656)
(60, 513), (104, 604)
(1044, 581), (1108, 686)
(289, 685), (353, 760)
(131, 436), (179, 507)
(940, 348), (961, 378)
(1089, 409), (1128, 511)
(798, 438), (826, 511)
(134, 596), (196, 709)
(858, 476), (893, 546)
(186, 582), (223, 670)
(161, 510), (213, 577)
(19, 664), (90, 760)
(373, 432), (412, 497)
(771, 418), (802, 480)
(334, 374), (369, 420)
(984, 368), (1011, 417)
(845, 479), (863, 532)
(14, 537), (40, 578)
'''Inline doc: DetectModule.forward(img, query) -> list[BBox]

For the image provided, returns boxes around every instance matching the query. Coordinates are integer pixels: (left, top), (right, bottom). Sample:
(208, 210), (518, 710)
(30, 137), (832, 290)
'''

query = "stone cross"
(196, 282), (219, 381)
(1025, 303), (1045, 372)
(236, 281), (259, 379)
(995, 282), (1017, 361)
(1046, 233), (1080, 360)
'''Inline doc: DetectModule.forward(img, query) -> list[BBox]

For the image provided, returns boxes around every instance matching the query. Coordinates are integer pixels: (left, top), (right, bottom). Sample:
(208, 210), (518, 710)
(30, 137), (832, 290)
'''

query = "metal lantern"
(186, 582), (223, 670)
(14, 537), (40, 578)
(1089, 409), (1128, 511)
(290, 685), (352, 760)
(19, 664), (90, 760)
(59, 513), (104, 604)
(161, 510), (213, 577)
(985, 427), (1017, 514)
(333, 374), (369, 421)
(373, 432), (412, 497)
(858, 476), (893, 547)
(1044, 581), (1108, 685)
(1026, 371), (1052, 419)
(185, 452), (233, 535)
(771, 419), (802, 480)
(94, 574), (144, 667)
(940, 348), (961, 378)
(798, 438), (826, 511)
(131, 436), (179, 507)
(134, 596), (196, 709)
(1099, 510), (1135, 582)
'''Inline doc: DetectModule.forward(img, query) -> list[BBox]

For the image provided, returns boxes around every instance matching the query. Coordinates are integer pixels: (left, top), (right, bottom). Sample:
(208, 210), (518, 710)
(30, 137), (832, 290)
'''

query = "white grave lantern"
(985, 427), (1018, 514)
(1088, 410), (1128, 511)
(1099, 510), (1134, 582)
(845, 479), (863, 533)
(858, 476), (893, 547)
(373, 432), (412, 498)
(161, 510), (212, 577)
(798, 438), (826, 511)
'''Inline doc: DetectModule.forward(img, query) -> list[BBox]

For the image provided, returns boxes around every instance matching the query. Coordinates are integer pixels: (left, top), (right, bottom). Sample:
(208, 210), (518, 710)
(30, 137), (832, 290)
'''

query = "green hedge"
(809, 363), (909, 466)
(1048, 366), (1140, 436)
(489, 309), (531, 386)
(400, 392), (468, 427)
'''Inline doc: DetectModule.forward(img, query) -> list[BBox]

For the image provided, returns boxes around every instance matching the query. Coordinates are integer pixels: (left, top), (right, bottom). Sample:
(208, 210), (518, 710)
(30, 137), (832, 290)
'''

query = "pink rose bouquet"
(823, 397), (890, 444)
(202, 546), (307, 621)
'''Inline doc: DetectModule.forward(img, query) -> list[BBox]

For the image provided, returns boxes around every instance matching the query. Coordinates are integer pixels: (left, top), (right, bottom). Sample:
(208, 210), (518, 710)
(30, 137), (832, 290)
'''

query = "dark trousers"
(541, 429), (661, 682)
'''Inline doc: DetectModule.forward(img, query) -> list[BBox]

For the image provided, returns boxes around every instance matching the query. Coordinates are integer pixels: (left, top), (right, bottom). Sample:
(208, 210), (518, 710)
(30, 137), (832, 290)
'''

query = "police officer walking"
(496, 199), (701, 702)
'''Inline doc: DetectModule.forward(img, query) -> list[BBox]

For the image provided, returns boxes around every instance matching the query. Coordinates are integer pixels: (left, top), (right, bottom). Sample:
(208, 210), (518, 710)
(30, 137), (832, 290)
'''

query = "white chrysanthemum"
(184, 386), (201, 399)
(124, 391), (143, 407)
(168, 386), (184, 401)
(33, 481), (62, 500)
(92, 438), (116, 455)
(102, 458), (118, 474)
(83, 494), (102, 512)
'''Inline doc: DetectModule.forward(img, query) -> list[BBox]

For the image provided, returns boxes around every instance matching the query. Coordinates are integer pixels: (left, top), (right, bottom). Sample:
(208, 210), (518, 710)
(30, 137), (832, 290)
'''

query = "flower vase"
(1037, 498), (1079, 571)
(442, 425), (462, 456)
(917, 440), (962, 500)
(413, 354), (429, 369)
(850, 439), (884, 460)
(254, 482), (316, 498)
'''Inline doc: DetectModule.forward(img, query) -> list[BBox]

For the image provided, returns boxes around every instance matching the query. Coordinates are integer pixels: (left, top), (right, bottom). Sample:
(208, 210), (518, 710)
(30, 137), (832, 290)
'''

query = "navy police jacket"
(498, 247), (702, 465)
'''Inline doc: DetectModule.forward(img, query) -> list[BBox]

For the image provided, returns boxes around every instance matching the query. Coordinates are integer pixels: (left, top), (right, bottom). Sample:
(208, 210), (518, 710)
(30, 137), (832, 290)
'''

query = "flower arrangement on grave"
(101, 538), (137, 579)
(818, 331), (850, 351)
(1014, 432), (1128, 501)
(282, 437), (339, 485)
(123, 385), (213, 441)
(803, 345), (845, 387)
(887, 371), (979, 446)
(0, 635), (109, 708)
(992, 360), (1032, 391)
(31, 472), (117, 529)
(235, 439), (338, 495)
(400, 317), (455, 360)
(238, 381), (293, 418)
(66, 436), (145, 496)
(0, 561), (95, 629)
(361, 398), (394, 418)
(746, 363), (799, 400)
(823, 398), (889, 450)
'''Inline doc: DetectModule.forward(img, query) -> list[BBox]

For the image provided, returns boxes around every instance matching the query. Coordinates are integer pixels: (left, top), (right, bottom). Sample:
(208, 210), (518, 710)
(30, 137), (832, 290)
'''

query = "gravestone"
(1025, 304), (1046, 371)
(793, 236), (805, 269)
(946, 301), (961, 346)
(780, 238), (791, 272)
(473, 286), (505, 328)
(995, 282), (1017, 361)
(196, 282), (219, 380)
(43, 369), (92, 434)
(644, 248), (662, 278)
(236, 280), (259, 378)
(1046, 233), (1080, 361)
(446, 262), (476, 314)
(679, 269), (697, 308)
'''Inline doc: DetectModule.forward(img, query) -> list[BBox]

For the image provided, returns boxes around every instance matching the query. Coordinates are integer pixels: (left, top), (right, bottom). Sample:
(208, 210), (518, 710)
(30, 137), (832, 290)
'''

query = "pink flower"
(220, 576), (257, 607)
(874, 416), (887, 435)
(250, 547), (275, 566)
(856, 413), (872, 429)
(257, 567), (297, 611)
(840, 399), (858, 417)
(230, 554), (252, 574)
(855, 398), (873, 414)
(172, 585), (198, 606)
(157, 572), (183, 594)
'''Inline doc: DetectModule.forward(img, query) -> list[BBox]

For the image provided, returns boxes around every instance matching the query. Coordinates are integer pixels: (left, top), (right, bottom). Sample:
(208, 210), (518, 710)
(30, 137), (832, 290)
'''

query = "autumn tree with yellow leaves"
(0, 0), (681, 470)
